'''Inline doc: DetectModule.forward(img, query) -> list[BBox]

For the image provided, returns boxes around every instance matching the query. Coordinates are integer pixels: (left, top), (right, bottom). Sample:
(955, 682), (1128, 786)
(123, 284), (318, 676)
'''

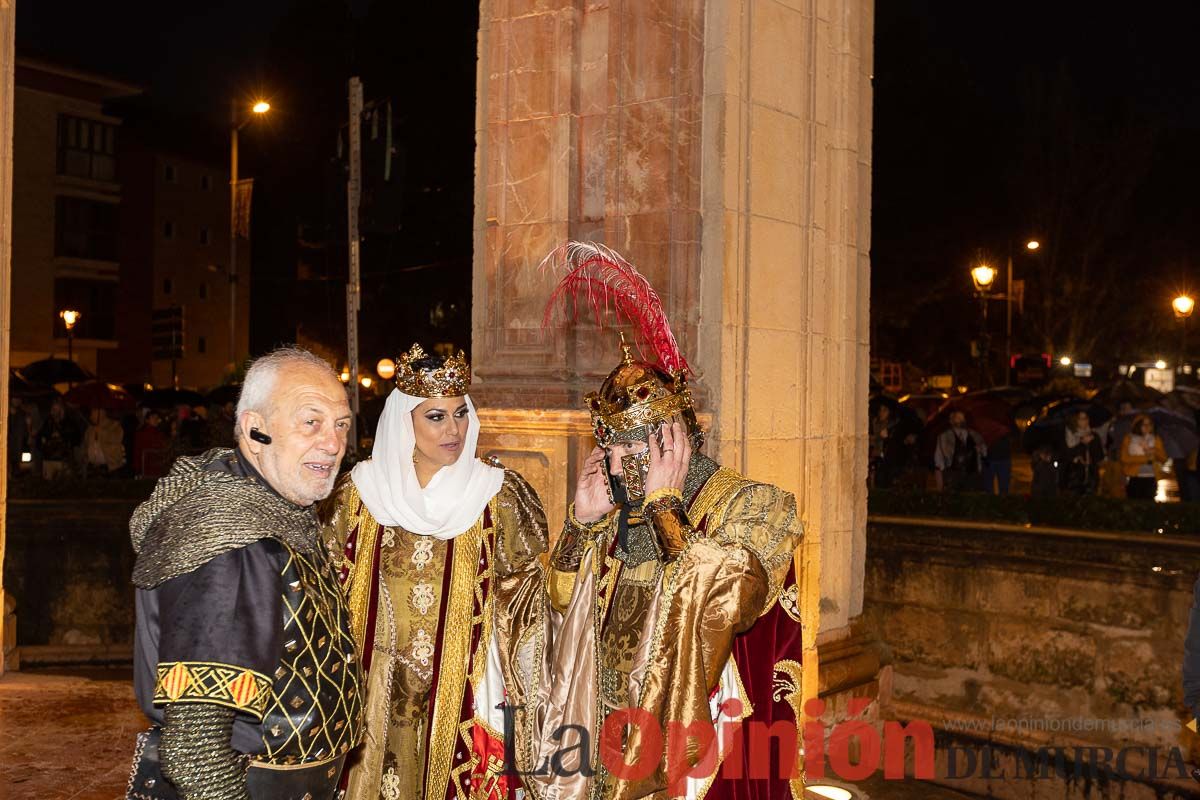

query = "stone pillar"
(0, 0), (15, 677)
(473, 0), (879, 717)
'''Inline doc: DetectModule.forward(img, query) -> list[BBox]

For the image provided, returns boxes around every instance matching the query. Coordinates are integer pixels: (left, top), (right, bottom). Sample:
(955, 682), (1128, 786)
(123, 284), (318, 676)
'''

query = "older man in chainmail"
(125, 347), (363, 800)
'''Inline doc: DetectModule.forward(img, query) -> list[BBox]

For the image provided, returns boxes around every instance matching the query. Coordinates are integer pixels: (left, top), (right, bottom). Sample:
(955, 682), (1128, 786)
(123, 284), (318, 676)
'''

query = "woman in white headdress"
(320, 344), (548, 800)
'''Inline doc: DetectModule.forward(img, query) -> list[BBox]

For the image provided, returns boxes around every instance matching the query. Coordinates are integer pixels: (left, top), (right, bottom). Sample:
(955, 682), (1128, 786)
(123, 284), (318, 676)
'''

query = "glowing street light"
(1025, 239), (1041, 251)
(376, 358), (397, 380)
(340, 367), (351, 383)
(59, 308), (81, 364)
(1059, 355), (1072, 367)
(971, 264), (997, 293)
(1174, 294), (1195, 375)
(1156, 359), (1168, 370)
(252, 100), (271, 114)
(360, 377), (373, 389)
(1173, 294), (1195, 319)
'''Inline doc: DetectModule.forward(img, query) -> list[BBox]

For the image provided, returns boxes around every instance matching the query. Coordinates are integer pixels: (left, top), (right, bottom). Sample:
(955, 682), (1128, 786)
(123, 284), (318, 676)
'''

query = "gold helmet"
(586, 334), (699, 448)
(543, 242), (701, 498)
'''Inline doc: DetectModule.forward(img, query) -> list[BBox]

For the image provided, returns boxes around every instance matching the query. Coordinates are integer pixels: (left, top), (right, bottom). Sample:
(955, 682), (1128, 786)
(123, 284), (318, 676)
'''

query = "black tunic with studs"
(130, 450), (362, 797)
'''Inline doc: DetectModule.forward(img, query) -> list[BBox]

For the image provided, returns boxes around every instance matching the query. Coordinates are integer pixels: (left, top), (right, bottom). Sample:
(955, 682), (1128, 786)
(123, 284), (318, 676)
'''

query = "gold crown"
(395, 343), (471, 398)
(585, 337), (696, 446)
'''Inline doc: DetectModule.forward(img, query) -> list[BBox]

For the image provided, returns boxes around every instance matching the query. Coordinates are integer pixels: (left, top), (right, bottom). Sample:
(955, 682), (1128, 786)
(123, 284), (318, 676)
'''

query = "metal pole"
(1181, 318), (1188, 376)
(979, 294), (990, 389)
(1005, 243), (1013, 385)
(346, 77), (363, 453)
(229, 101), (239, 371)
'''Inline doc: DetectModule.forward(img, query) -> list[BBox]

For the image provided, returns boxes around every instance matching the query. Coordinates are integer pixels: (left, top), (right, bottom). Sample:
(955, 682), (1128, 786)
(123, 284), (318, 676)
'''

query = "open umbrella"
(206, 384), (242, 406)
(1023, 400), (1114, 452)
(899, 393), (949, 424)
(1167, 386), (1200, 412)
(1110, 408), (1199, 461)
(919, 393), (1018, 465)
(141, 388), (207, 409)
(926, 393), (1018, 446)
(20, 358), (93, 386)
(9, 368), (59, 400)
(64, 380), (137, 412)
(1091, 380), (1164, 411)
(973, 385), (1035, 407)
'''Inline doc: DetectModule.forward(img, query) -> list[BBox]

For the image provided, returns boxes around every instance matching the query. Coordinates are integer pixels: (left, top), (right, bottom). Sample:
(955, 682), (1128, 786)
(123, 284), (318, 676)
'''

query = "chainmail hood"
(130, 448), (320, 589)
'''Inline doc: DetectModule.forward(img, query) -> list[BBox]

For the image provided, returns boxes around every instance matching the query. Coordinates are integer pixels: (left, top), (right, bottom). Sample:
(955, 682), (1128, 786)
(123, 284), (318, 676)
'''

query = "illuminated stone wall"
(473, 0), (876, 708)
(0, 0), (16, 676)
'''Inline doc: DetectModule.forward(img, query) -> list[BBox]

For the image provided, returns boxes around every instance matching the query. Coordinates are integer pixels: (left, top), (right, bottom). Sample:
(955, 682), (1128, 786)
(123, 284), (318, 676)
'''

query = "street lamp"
(971, 264), (997, 292)
(1174, 294), (1195, 319)
(1174, 294), (1194, 374)
(376, 358), (396, 381)
(229, 98), (272, 369)
(59, 309), (81, 363)
(1025, 239), (1041, 251)
(970, 264), (997, 388)
(1059, 355), (1072, 367)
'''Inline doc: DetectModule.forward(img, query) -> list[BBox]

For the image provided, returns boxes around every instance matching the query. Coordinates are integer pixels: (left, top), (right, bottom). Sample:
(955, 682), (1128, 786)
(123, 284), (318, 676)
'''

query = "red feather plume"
(540, 241), (690, 374)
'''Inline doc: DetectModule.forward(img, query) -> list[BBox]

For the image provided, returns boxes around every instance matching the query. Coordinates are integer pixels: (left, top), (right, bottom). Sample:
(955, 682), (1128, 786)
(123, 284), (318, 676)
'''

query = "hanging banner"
(234, 178), (254, 238)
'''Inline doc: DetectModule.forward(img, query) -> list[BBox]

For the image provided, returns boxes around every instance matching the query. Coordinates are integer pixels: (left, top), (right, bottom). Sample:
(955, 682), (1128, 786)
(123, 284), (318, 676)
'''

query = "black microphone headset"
(249, 428), (273, 445)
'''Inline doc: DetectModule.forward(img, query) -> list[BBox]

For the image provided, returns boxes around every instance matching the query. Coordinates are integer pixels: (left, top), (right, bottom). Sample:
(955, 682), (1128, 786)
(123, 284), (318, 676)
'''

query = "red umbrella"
(64, 380), (137, 412)
(923, 393), (1018, 450)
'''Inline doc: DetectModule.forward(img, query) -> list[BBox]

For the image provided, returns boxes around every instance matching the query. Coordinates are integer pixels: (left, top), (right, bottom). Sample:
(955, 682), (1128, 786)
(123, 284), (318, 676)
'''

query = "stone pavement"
(0, 669), (979, 800)
(0, 668), (142, 800)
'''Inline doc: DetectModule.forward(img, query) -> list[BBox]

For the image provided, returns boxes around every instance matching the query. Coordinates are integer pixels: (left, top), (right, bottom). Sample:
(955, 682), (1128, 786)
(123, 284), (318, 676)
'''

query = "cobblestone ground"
(0, 669), (977, 800)
(0, 668), (143, 800)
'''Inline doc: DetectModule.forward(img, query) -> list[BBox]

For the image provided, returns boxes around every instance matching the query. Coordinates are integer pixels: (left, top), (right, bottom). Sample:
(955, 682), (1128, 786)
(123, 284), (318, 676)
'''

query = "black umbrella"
(9, 368), (59, 400)
(141, 388), (207, 409)
(20, 358), (93, 386)
(1023, 400), (1113, 452)
(1092, 380), (1164, 411)
(1110, 408), (1199, 461)
(206, 384), (242, 406)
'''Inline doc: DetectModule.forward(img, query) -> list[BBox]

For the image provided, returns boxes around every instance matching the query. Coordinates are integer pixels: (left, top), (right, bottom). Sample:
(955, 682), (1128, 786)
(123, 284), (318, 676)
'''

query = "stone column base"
(816, 619), (892, 726)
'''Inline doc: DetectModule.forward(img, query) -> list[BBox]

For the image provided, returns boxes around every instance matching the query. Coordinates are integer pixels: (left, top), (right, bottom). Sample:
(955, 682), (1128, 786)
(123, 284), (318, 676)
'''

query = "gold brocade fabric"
(320, 470), (549, 800)
(546, 455), (802, 800)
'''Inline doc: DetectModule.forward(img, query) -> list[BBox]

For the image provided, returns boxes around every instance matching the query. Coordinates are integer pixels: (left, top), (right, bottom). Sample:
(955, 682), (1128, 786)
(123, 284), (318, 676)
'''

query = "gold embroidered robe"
(541, 454), (803, 800)
(321, 469), (549, 800)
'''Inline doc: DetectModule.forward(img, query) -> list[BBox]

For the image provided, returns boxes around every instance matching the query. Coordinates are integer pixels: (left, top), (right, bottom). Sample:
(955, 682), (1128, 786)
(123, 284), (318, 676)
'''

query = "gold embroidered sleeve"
(709, 482), (802, 615)
(494, 470), (549, 578)
(547, 510), (613, 614)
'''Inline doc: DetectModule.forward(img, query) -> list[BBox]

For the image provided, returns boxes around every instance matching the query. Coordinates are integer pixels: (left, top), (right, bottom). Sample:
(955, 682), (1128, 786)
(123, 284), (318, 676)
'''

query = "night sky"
(15, 1), (1200, 381)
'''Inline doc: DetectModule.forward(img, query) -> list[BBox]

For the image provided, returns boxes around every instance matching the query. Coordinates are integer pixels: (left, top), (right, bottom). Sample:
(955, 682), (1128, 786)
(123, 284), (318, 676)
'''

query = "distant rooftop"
(15, 55), (142, 104)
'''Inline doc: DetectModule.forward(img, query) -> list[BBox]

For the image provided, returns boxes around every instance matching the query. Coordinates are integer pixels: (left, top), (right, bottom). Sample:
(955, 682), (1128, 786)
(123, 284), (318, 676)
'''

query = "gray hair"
(234, 346), (339, 440)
